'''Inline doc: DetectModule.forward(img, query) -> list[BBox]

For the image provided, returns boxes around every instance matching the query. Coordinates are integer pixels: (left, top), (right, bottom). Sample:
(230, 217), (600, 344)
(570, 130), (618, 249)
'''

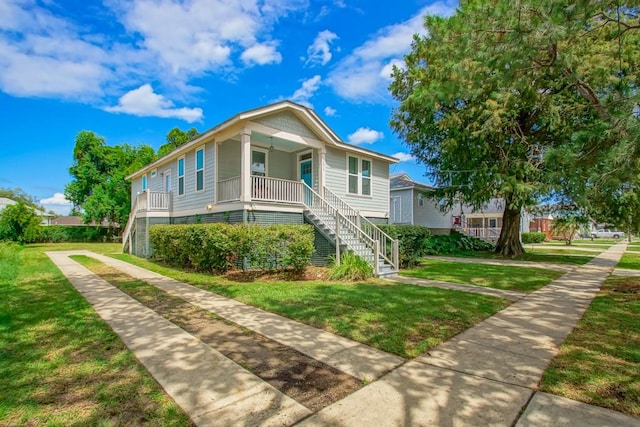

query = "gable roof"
(127, 100), (398, 180)
(390, 173), (434, 191)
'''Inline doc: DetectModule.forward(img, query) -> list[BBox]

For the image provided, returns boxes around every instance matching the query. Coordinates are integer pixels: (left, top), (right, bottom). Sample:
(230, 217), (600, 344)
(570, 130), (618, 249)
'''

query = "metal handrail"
(322, 187), (399, 271)
(302, 182), (380, 275)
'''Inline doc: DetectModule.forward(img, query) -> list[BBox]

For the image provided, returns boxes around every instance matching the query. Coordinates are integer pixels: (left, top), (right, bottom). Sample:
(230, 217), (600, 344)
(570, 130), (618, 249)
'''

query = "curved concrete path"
(47, 245), (640, 426)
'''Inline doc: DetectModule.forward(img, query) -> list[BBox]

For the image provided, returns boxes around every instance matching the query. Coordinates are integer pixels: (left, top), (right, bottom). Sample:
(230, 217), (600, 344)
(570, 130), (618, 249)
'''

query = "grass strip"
(401, 259), (562, 293)
(71, 255), (363, 411)
(459, 250), (594, 265)
(0, 243), (191, 426)
(540, 275), (640, 417)
(618, 252), (640, 271)
(110, 253), (510, 359)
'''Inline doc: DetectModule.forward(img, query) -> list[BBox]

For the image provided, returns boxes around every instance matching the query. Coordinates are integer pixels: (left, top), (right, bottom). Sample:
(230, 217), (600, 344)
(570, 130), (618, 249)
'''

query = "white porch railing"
(252, 176), (303, 203)
(137, 190), (170, 211)
(216, 176), (304, 204)
(217, 177), (241, 202)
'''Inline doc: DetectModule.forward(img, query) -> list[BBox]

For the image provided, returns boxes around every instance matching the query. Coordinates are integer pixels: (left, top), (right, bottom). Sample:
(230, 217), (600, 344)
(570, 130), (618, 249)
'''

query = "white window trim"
(346, 154), (372, 197)
(298, 150), (313, 185)
(195, 147), (205, 192)
(251, 147), (269, 176)
(177, 156), (185, 196)
(163, 169), (171, 193)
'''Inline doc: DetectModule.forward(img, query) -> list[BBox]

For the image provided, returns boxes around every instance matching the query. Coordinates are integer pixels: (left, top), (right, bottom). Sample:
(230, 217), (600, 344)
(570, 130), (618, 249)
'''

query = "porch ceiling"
(229, 132), (315, 153)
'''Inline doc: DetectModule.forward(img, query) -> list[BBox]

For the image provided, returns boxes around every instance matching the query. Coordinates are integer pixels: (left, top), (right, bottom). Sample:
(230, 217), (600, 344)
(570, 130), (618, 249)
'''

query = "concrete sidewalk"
(422, 255), (575, 271)
(299, 242), (640, 426)
(46, 251), (311, 426)
(47, 246), (640, 426)
(74, 250), (404, 382)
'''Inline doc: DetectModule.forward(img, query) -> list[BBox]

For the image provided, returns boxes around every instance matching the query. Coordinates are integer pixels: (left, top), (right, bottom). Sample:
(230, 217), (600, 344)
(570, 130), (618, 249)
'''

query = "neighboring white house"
(389, 174), (452, 234)
(0, 197), (54, 226)
(452, 199), (531, 241)
(123, 101), (400, 276)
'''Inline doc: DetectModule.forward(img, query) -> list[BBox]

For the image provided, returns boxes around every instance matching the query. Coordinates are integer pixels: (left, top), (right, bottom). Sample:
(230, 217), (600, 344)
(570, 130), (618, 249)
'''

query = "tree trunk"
(494, 202), (524, 257)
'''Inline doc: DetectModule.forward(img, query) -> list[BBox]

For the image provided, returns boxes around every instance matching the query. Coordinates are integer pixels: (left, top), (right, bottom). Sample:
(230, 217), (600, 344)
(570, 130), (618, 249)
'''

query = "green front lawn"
(540, 275), (640, 417)
(111, 253), (509, 359)
(401, 259), (563, 293)
(0, 243), (191, 426)
(618, 252), (640, 270)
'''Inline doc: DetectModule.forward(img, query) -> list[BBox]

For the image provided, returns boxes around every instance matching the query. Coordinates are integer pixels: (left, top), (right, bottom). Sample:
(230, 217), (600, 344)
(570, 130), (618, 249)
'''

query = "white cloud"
(391, 152), (415, 162)
(328, 1), (455, 102)
(241, 42), (282, 66)
(40, 192), (72, 215)
(105, 84), (203, 122)
(290, 75), (322, 106)
(0, 0), (308, 108)
(347, 127), (383, 145)
(324, 106), (337, 116)
(305, 30), (338, 66)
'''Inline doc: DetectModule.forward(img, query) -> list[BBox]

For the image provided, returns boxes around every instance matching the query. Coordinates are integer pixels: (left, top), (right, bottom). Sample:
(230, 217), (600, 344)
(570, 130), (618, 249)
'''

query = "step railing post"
(335, 210), (340, 265)
(374, 239), (380, 276)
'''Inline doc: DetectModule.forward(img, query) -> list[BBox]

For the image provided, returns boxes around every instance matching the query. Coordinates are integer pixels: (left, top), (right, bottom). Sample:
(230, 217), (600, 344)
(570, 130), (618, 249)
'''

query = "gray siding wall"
(390, 188), (413, 224)
(414, 191), (452, 229)
(217, 140), (240, 180)
(324, 146), (389, 215)
(255, 111), (317, 139)
(269, 149), (295, 180)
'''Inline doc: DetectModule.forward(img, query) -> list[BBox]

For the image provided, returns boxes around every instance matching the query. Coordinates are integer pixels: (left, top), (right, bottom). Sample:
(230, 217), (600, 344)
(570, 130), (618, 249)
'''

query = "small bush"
(379, 224), (431, 268)
(522, 232), (546, 244)
(328, 251), (372, 281)
(423, 232), (494, 255)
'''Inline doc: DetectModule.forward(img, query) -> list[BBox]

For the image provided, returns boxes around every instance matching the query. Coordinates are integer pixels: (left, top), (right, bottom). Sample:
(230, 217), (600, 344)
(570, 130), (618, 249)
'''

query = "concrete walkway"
(46, 245), (640, 426)
(299, 242), (640, 426)
(70, 250), (404, 382)
(46, 251), (311, 426)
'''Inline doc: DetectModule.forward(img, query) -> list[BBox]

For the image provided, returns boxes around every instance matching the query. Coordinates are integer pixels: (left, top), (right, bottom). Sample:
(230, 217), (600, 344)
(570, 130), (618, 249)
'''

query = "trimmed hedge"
(379, 224), (431, 268)
(521, 232), (546, 244)
(149, 223), (314, 273)
(39, 225), (118, 243)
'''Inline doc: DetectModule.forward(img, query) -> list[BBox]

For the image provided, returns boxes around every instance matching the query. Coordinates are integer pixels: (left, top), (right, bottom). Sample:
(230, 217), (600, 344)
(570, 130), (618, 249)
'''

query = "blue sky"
(0, 0), (457, 214)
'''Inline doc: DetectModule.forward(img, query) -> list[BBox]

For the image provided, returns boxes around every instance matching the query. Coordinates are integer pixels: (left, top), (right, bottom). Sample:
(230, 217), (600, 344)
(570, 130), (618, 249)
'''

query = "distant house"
(389, 174), (452, 235)
(452, 199), (531, 242)
(122, 101), (400, 276)
(0, 197), (54, 226)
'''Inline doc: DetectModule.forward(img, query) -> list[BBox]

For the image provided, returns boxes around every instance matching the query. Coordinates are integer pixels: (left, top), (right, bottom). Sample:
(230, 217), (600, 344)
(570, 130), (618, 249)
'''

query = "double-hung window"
(347, 156), (372, 196)
(177, 157), (185, 195)
(195, 148), (204, 191)
(141, 174), (147, 191)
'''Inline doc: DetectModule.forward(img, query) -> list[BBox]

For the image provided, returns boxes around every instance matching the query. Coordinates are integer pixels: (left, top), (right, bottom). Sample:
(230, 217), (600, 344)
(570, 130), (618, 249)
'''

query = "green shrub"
(521, 232), (546, 244)
(39, 225), (116, 243)
(423, 232), (494, 255)
(379, 224), (431, 268)
(149, 223), (314, 274)
(328, 251), (372, 281)
(0, 203), (41, 244)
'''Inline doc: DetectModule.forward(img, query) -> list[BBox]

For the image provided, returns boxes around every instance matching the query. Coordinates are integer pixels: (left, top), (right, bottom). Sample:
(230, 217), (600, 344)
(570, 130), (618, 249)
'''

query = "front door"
(299, 156), (313, 205)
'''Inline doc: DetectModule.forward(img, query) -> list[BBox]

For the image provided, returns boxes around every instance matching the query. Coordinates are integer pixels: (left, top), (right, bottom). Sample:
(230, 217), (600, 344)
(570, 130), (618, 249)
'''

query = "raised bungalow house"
(452, 199), (532, 242)
(122, 101), (400, 276)
(389, 174), (452, 235)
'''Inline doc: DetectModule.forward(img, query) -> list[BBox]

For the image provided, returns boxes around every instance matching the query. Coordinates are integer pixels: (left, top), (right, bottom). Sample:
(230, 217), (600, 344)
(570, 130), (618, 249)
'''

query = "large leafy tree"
(0, 202), (42, 243)
(390, 0), (639, 256)
(157, 127), (199, 157)
(65, 131), (155, 226)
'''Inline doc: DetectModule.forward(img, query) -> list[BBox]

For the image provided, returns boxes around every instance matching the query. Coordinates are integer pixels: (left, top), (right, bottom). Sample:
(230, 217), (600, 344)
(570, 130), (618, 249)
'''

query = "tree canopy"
(65, 127), (199, 227)
(0, 202), (41, 244)
(390, 0), (640, 256)
(0, 187), (42, 209)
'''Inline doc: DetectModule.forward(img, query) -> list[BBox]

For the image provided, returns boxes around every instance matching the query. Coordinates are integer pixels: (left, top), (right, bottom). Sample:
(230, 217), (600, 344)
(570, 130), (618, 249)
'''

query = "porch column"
(319, 147), (326, 190)
(240, 128), (251, 202)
